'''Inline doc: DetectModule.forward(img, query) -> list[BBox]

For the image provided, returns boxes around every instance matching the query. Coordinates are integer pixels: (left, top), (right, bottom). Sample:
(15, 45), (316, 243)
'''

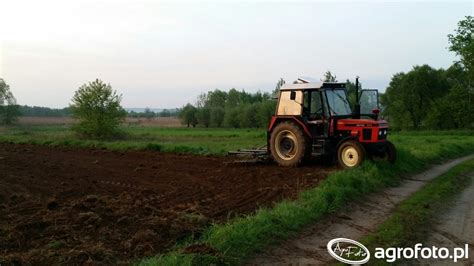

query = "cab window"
(303, 91), (323, 119)
(310, 91), (323, 117)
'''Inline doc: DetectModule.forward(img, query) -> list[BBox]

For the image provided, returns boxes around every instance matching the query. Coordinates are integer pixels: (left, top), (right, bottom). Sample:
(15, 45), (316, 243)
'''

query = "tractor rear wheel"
(270, 121), (310, 167)
(337, 140), (366, 168)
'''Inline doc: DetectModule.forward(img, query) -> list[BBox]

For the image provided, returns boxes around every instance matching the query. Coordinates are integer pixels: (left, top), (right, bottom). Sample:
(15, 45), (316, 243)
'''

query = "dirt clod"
(47, 200), (59, 210)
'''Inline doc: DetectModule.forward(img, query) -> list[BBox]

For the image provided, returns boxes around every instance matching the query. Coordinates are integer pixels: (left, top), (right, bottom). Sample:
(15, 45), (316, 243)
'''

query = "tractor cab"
(267, 78), (396, 168)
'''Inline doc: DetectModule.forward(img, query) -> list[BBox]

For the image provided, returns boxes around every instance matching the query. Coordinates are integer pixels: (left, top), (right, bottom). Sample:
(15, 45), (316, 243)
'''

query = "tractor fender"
(267, 116), (311, 137)
(267, 117), (311, 153)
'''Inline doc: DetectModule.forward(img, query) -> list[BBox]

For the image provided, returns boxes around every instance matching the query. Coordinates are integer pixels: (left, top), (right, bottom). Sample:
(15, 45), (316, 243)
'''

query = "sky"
(0, 0), (472, 109)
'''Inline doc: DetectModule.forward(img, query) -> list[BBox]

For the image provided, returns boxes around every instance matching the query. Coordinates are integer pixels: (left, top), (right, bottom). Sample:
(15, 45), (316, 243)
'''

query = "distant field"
(1, 124), (473, 158)
(17, 116), (182, 127)
(0, 125), (265, 154)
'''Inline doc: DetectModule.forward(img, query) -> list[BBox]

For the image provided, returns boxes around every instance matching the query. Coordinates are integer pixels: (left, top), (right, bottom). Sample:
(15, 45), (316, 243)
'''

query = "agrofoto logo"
(327, 238), (470, 264)
(327, 238), (370, 264)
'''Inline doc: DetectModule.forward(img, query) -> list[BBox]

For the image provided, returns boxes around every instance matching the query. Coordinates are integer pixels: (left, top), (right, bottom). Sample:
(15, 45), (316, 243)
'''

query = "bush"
(70, 79), (126, 139)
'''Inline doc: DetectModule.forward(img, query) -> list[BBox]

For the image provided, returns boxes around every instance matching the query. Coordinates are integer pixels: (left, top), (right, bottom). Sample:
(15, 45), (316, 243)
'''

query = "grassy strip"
(360, 158), (474, 265)
(2, 125), (474, 157)
(0, 125), (265, 155)
(140, 140), (474, 265)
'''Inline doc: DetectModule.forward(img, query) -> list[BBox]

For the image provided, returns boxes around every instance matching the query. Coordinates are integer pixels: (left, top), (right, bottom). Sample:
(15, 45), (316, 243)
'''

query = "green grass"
(1, 125), (474, 158)
(360, 158), (474, 265)
(0, 125), (265, 155)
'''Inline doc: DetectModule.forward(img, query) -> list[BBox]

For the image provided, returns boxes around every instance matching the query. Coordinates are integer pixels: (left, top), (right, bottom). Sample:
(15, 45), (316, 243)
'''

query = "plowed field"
(0, 143), (333, 264)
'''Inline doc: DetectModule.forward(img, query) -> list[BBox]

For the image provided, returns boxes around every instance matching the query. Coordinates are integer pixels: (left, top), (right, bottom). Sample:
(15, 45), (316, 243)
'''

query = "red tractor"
(266, 77), (396, 168)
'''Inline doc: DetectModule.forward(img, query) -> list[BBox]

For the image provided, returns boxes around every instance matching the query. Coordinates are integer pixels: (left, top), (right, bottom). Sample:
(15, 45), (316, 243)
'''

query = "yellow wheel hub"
(341, 146), (359, 167)
(275, 130), (299, 161)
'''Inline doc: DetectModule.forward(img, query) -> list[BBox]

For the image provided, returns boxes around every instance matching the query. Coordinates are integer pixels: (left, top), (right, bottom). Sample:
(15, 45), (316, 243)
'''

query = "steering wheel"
(309, 107), (324, 120)
(313, 107), (323, 115)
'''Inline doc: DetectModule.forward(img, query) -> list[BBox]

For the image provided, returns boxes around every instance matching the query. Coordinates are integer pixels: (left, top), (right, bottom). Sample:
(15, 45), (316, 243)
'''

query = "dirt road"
(0, 143), (332, 264)
(249, 154), (474, 265)
(417, 172), (474, 265)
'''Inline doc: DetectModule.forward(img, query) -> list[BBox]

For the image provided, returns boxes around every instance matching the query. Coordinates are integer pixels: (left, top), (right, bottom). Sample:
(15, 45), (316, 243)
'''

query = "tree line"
(127, 108), (179, 118)
(178, 74), (362, 129)
(18, 106), (71, 117)
(381, 16), (473, 130)
(179, 88), (278, 128)
(0, 102), (178, 121)
(179, 16), (473, 131)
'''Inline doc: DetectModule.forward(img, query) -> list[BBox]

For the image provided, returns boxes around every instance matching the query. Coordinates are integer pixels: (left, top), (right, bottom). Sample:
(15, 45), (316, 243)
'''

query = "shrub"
(70, 79), (126, 139)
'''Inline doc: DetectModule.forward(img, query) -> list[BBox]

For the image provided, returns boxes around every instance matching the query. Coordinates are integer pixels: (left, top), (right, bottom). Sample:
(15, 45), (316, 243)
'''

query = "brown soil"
(0, 143), (332, 265)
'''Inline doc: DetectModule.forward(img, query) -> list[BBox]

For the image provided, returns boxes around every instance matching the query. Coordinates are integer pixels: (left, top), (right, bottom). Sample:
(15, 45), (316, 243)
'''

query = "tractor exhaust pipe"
(353, 76), (361, 119)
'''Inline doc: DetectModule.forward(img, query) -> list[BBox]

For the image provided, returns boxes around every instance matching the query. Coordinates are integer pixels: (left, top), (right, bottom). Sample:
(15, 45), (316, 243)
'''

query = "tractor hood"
(337, 119), (388, 128)
(336, 118), (389, 143)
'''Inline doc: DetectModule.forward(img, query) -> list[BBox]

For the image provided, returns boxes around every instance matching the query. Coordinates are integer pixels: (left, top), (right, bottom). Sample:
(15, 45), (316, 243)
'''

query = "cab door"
(359, 89), (380, 115)
(303, 90), (326, 137)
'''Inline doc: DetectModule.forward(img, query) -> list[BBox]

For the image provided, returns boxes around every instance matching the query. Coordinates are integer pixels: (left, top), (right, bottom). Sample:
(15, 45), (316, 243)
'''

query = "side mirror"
(290, 91), (296, 100)
(372, 108), (380, 120)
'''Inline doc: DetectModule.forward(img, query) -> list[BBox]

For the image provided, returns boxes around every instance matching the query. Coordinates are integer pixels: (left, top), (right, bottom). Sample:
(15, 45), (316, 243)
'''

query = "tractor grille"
(362, 129), (372, 140)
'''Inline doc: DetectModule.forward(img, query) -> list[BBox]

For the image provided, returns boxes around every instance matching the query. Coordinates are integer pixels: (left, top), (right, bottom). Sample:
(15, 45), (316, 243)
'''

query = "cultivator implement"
(227, 145), (270, 163)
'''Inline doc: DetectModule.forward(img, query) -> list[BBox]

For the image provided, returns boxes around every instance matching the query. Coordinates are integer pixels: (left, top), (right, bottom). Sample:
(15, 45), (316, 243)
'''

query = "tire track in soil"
(0, 143), (333, 264)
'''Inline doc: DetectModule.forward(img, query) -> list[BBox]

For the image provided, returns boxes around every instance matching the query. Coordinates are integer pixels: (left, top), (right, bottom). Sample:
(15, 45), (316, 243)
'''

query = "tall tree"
(274, 78), (286, 96)
(195, 93), (208, 108)
(383, 65), (449, 129)
(448, 16), (474, 83)
(426, 63), (473, 129)
(179, 104), (198, 128)
(0, 78), (20, 125)
(226, 88), (242, 108)
(196, 106), (211, 128)
(207, 90), (227, 108)
(322, 70), (337, 82)
(447, 16), (474, 128)
(210, 106), (225, 127)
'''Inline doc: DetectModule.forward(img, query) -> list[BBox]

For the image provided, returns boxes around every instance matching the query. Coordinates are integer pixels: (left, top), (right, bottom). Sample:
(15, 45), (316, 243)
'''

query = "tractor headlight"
(379, 130), (382, 136)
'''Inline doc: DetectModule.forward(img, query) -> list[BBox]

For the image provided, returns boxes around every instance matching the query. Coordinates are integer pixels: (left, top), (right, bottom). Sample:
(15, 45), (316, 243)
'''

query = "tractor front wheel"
(384, 140), (397, 164)
(337, 140), (366, 168)
(270, 121), (310, 167)
(370, 141), (397, 163)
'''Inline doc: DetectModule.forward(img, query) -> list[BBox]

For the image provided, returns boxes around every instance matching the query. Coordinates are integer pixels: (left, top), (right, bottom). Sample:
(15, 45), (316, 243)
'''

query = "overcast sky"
(0, 0), (472, 108)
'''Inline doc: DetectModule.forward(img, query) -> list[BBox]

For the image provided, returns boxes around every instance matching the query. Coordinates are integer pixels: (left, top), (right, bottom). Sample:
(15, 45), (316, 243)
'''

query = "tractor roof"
(280, 82), (346, 91)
